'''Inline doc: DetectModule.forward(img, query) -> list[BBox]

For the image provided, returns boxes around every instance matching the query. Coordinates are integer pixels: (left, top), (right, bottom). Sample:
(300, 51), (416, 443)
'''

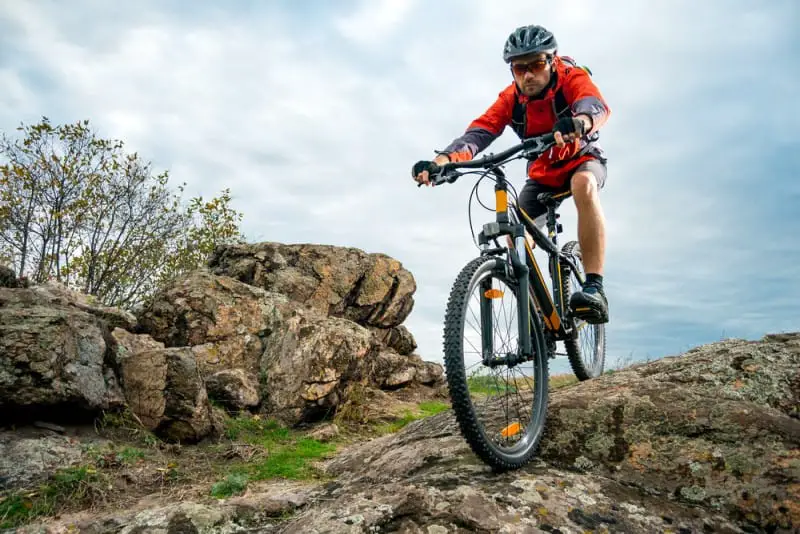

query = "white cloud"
(1, 0), (797, 370)
(334, 0), (420, 45)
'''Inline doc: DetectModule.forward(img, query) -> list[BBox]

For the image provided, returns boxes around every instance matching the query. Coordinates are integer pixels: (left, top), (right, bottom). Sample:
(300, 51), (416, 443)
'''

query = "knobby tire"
(443, 254), (550, 471)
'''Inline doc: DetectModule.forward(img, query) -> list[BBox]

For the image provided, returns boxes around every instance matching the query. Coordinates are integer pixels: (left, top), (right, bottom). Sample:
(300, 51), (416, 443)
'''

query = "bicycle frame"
(474, 170), (582, 363)
(513, 196), (585, 340)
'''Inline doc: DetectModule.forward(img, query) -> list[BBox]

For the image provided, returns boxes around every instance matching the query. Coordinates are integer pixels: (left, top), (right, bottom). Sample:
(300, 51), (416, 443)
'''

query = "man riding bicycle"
(412, 24), (612, 324)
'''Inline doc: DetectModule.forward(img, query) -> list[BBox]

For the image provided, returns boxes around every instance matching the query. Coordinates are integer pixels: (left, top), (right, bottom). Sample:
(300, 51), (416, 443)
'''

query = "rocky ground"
(3, 332), (797, 533)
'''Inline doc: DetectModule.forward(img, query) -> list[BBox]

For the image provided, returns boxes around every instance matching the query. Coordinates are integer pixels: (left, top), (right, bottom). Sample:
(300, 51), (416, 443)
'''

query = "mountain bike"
(423, 132), (606, 471)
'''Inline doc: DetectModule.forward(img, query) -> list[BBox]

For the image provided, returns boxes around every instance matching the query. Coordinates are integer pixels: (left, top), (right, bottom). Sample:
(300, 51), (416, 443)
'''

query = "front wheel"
(560, 240), (606, 380)
(443, 254), (550, 471)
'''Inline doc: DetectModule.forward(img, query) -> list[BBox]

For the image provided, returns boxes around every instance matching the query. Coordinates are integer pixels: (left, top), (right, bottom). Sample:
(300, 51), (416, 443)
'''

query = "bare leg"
(570, 171), (605, 275)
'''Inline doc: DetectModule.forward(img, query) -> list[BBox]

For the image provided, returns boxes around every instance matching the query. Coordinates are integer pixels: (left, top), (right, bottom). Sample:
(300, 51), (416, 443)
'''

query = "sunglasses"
(511, 58), (551, 76)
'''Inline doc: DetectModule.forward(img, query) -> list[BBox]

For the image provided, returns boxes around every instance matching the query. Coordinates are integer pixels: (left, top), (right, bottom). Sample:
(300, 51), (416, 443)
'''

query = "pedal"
(570, 305), (609, 324)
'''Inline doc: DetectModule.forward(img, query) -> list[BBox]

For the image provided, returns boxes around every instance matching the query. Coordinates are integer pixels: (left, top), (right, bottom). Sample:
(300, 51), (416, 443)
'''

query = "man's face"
(510, 53), (553, 97)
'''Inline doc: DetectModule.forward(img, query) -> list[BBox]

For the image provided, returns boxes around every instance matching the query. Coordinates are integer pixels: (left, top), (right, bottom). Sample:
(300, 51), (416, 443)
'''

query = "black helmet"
(502, 25), (558, 63)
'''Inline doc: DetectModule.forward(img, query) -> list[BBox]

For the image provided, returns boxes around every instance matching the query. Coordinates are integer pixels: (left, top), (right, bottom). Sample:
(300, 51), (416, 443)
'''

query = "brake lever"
(416, 166), (456, 187)
(521, 137), (556, 159)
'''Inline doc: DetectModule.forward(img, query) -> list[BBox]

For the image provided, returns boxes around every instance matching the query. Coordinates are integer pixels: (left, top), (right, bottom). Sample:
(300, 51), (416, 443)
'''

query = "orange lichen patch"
(628, 442), (653, 472)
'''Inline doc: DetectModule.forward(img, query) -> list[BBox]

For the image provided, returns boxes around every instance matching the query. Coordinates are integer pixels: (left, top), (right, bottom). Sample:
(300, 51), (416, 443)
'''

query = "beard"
(521, 81), (547, 97)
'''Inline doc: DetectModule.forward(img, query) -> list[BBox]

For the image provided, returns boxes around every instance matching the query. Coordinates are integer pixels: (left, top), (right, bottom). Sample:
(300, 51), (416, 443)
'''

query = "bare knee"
(571, 171), (598, 203)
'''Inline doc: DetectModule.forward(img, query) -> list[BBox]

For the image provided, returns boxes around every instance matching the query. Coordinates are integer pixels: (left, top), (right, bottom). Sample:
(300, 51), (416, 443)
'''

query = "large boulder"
(31, 281), (137, 332)
(369, 324), (417, 356)
(135, 271), (289, 376)
(209, 242), (416, 328)
(135, 268), (442, 426)
(260, 311), (377, 424)
(0, 287), (124, 419)
(316, 332), (800, 533)
(205, 368), (260, 411)
(116, 347), (212, 443)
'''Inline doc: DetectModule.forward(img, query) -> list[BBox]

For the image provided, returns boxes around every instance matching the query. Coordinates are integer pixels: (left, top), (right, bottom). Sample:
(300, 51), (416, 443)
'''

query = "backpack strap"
(553, 87), (571, 119)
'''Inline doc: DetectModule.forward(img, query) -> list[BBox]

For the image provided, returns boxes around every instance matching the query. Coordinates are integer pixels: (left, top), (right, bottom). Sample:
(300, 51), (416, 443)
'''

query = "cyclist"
(412, 24), (611, 324)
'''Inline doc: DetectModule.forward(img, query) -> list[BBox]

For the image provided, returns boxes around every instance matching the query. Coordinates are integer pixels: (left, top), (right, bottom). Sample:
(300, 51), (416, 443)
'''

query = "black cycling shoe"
(569, 283), (609, 324)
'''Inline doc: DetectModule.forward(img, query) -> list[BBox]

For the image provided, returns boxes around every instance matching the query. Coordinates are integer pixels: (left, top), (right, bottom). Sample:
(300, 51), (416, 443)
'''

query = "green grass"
(0, 466), (104, 529)
(466, 372), (579, 395)
(115, 446), (146, 465)
(466, 374), (520, 395)
(248, 438), (335, 480)
(549, 373), (579, 390)
(211, 415), (338, 497)
(373, 401), (450, 435)
(210, 473), (248, 499)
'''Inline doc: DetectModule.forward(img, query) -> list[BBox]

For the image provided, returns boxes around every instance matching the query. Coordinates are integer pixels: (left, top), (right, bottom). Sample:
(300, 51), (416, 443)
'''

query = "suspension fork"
(479, 173), (532, 363)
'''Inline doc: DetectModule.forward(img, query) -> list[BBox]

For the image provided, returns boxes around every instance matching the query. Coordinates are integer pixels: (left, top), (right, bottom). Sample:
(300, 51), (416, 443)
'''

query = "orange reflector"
(501, 422), (521, 438)
(484, 288), (504, 299)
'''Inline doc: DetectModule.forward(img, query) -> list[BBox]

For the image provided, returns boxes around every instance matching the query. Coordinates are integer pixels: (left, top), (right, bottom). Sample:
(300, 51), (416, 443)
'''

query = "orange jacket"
(440, 56), (611, 187)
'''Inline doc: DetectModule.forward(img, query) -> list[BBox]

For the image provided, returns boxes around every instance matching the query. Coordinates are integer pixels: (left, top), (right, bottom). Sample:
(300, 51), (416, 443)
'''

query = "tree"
(0, 117), (245, 308)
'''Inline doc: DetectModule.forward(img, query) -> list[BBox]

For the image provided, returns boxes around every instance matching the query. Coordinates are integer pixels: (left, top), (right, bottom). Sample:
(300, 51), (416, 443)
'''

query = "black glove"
(411, 160), (441, 178)
(552, 117), (586, 137)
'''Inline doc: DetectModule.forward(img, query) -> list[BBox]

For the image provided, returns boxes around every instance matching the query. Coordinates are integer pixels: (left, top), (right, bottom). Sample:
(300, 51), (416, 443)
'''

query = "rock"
(533, 333), (800, 531)
(32, 421), (66, 434)
(135, 270), (288, 377)
(32, 280), (137, 332)
(411, 354), (445, 386)
(17, 481), (314, 533)
(360, 351), (445, 391)
(205, 368), (260, 411)
(0, 287), (125, 419)
(307, 423), (340, 442)
(111, 327), (166, 361)
(209, 242), (416, 328)
(9, 332), (798, 533)
(117, 347), (212, 443)
(318, 332), (800, 533)
(369, 324), (417, 355)
(133, 268), (439, 427)
(260, 311), (376, 424)
(0, 430), (96, 490)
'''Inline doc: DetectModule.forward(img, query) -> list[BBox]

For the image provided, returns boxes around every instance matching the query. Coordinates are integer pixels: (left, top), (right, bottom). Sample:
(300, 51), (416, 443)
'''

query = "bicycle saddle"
(536, 191), (572, 205)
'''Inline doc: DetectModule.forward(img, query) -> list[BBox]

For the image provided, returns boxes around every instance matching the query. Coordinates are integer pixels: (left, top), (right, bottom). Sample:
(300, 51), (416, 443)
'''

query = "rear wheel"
(443, 254), (550, 471)
(560, 240), (606, 380)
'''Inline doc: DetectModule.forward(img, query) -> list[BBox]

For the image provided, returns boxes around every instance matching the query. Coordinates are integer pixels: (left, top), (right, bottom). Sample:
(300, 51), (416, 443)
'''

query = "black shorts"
(516, 159), (607, 221)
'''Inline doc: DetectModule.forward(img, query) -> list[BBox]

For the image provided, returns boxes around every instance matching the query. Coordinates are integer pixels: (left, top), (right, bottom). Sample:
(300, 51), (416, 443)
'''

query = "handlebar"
(420, 132), (556, 187)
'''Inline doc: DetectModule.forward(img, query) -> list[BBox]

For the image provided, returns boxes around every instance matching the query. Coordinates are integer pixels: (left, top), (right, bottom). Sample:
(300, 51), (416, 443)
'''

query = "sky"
(1, 0), (798, 373)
